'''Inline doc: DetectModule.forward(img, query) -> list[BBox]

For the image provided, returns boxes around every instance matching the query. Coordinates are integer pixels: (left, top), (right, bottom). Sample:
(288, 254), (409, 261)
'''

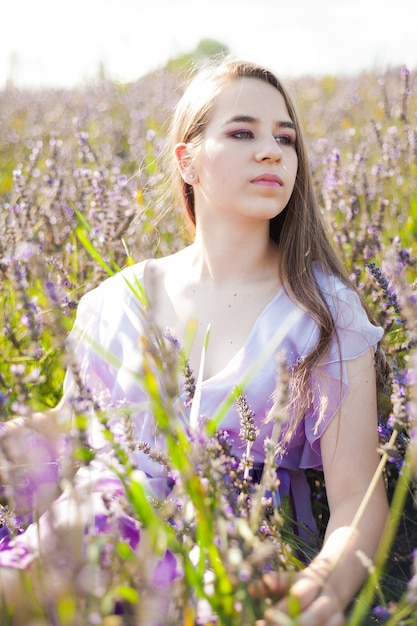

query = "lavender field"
(0, 58), (416, 624)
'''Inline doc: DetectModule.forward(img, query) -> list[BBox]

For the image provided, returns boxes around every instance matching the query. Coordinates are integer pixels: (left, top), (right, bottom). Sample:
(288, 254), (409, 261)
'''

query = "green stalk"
(386, 602), (417, 626)
(348, 437), (413, 625)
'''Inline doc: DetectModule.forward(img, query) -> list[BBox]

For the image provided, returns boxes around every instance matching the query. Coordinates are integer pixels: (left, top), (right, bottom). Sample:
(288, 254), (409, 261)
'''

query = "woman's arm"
(257, 348), (390, 626)
(0, 397), (72, 438)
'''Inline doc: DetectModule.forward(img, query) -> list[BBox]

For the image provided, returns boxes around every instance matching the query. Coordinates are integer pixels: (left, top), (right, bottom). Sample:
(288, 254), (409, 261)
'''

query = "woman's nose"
(255, 136), (283, 162)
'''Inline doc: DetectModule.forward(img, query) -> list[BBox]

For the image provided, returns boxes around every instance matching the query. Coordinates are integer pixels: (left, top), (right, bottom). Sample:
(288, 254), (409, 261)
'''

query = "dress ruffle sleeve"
(63, 262), (171, 490)
(64, 266), (147, 410)
(299, 275), (384, 469)
(63, 281), (112, 409)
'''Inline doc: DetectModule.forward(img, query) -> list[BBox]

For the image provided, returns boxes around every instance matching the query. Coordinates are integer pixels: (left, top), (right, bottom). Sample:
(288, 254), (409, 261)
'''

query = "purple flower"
(163, 327), (181, 351)
(118, 515), (140, 549)
(94, 514), (111, 534)
(151, 550), (180, 588)
(372, 605), (391, 621)
(0, 542), (33, 569)
(13, 242), (37, 261)
(45, 280), (63, 304)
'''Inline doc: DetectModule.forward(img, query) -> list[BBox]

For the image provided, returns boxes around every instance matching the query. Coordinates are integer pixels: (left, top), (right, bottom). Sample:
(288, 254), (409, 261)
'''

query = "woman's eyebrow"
(278, 121), (296, 130)
(222, 115), (258, 125)
(222, 115), (296, 130)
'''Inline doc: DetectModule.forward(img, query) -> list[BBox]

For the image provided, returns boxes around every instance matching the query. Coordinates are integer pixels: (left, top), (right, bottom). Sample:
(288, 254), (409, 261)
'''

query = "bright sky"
(2, 0), (417, 88)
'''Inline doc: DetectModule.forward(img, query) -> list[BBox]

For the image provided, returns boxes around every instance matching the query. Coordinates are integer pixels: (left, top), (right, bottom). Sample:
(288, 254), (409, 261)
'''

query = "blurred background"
(2, 0), (417, 89)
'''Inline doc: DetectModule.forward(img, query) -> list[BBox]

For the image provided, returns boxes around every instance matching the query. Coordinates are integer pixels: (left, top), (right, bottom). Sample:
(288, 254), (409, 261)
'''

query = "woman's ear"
(174, 143), (198, 184)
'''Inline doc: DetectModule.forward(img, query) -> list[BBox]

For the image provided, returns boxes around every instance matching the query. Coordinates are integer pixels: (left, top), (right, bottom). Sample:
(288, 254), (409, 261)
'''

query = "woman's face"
(187, 77), (299, 226)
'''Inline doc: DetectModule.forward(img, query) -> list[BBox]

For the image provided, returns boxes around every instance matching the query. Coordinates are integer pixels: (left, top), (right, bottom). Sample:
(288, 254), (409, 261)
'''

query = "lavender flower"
(388, 359), (410, 433)
(236, 389), (259, 444)
(407, 349), (417, 479)
(182, 360), (196, 407)
(366, 261), (404, 321)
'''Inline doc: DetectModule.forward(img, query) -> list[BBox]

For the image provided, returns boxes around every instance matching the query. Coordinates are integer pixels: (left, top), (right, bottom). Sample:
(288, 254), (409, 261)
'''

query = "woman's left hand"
(251, 570), (346, 626)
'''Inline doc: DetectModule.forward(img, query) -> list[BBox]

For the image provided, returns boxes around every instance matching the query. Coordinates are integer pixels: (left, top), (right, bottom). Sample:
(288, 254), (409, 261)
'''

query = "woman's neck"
(189, 224), (279, 285)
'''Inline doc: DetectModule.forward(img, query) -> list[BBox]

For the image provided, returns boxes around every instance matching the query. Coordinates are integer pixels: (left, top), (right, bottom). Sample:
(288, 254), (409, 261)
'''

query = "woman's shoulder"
(75, 248), (190, 318)
(82, 259), (150, 305)
(71, 259), (151, 332)
(103, 259), (149, 293)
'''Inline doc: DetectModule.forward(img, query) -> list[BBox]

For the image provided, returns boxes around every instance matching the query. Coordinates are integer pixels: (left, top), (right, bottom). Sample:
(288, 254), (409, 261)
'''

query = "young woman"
(0, 57), (389, 625)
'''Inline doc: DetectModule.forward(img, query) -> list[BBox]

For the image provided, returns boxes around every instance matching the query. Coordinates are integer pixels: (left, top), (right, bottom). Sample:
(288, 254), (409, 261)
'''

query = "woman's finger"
(248, 571), (295, 600)
(298, 593), (346, 626)
(272, 573), (322, 616)
(263, 571), (296, 596)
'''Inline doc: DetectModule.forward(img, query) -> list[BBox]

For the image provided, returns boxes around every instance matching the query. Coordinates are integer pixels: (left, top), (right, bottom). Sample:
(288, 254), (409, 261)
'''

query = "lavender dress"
(0, 260), (383, 569)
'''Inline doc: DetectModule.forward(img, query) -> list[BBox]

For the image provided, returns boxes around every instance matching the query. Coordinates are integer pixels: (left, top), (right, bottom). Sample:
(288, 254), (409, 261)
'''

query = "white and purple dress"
(0, 261), (383, 569)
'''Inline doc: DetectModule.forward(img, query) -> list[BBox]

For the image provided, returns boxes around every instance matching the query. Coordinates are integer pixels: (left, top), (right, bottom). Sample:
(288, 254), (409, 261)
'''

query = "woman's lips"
(251, 173), (283, 187)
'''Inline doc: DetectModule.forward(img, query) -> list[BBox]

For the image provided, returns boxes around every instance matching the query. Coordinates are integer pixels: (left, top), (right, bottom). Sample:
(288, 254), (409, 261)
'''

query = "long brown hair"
(166, 56), (387, 434)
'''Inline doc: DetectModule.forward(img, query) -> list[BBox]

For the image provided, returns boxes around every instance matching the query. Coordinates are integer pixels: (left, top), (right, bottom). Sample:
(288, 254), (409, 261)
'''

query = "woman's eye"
(230, 130), (254, 139)
(275, 135), (296, 147)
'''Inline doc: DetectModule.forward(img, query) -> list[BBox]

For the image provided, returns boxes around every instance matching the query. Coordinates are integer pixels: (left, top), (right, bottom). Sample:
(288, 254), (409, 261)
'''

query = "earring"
(189, 173), (195, 180)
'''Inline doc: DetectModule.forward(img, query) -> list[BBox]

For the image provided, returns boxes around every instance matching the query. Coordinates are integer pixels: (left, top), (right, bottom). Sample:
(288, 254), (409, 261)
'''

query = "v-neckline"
(142, 257), (285, 385)
(199, 285), (285, 385)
